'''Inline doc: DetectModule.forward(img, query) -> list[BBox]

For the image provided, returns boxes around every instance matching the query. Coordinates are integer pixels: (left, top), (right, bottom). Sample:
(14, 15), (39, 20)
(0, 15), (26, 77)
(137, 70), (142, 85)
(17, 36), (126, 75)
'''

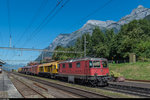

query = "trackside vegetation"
(109, 62), (150, 80)
(52, 19), (150, 61)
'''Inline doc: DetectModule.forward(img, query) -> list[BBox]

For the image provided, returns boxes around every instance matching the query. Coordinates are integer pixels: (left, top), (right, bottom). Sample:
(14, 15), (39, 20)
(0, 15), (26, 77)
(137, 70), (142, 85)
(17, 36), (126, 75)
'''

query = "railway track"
(8, 73), (47, 98)
(105, 82), (150, 98)
(10, 72), (150, 98)
(101, 86), (150, 98)
(126, 79), (150, 83)
(9, 72), (111, 98)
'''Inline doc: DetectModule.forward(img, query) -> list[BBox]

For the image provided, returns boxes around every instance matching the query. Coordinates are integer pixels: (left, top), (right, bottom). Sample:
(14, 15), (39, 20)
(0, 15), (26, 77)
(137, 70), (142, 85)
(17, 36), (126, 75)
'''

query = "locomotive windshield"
(102, 61), (108, 68)
(89, 61), (93, 68)
(89, 61), (101, 68)
(93, 61), (100, 68)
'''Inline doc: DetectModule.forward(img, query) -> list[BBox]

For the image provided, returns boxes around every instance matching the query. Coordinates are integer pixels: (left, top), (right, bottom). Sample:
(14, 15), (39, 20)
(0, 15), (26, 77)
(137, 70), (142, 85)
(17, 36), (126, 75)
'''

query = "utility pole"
(84, 35), (86, 57)
(9, 35), (11, 48)
(42, 51), (43, 63)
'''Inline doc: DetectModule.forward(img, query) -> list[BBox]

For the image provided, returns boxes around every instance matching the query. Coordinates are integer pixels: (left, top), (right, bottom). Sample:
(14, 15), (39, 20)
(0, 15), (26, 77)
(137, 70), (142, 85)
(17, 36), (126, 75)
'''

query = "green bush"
(110, 70), (123, 78)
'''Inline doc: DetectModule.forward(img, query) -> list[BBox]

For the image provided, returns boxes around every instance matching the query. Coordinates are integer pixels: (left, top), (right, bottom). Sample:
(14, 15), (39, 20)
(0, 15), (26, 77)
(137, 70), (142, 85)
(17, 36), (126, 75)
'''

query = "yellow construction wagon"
(38, 61), (60, 78)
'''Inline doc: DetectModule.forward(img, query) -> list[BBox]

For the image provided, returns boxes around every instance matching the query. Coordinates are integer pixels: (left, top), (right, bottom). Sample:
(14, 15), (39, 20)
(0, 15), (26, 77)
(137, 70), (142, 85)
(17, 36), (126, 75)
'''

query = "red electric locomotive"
(58, 57), (110, 86)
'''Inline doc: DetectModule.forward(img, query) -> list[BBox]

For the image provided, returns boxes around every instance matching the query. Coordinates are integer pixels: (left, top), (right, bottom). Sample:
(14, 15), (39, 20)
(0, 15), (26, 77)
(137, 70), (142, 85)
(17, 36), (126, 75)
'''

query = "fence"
(108, 60), (129, 64)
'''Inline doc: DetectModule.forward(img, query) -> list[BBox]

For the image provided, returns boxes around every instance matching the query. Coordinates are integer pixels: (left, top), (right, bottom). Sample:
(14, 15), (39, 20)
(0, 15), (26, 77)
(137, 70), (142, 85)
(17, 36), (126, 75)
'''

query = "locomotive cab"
(88, 58), (109, 86)
(89, 60), (109, 76)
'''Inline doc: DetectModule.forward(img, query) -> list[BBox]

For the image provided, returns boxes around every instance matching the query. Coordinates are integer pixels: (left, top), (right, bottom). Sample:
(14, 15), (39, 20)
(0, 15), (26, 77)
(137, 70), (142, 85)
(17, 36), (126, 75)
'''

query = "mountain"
(35, 5), (150, 61)
(144, 15), (150, 20)
(3, 63), (26, 70)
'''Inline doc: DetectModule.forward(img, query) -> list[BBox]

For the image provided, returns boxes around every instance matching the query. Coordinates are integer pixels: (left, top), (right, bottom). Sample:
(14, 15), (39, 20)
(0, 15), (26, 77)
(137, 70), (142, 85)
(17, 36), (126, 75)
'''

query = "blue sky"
(0, 0), (150, 65)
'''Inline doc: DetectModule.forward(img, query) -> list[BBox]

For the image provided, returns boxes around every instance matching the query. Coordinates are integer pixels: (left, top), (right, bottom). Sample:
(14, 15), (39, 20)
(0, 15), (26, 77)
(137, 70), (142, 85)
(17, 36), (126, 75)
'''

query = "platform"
(0, 71), (22, 98)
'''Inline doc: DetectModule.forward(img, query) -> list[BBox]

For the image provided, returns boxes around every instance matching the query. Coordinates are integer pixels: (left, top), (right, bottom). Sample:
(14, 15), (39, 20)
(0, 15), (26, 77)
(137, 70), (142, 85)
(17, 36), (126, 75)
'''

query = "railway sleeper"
(109, 84), (150, 94)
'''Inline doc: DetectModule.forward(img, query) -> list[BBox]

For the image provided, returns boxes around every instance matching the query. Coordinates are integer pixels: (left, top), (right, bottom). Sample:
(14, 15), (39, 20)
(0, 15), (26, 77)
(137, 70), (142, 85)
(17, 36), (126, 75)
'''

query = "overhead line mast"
(11, 0), (49, 63)
(84, 36), (86, 57)
(7, 0), (12, 47)
(9, 35), (11, 48)
(5, 0), (12, 60)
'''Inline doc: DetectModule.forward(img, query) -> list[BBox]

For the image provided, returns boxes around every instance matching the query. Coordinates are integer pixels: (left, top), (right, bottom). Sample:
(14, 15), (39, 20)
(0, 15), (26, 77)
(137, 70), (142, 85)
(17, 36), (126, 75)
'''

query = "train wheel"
(89, 80), (97, 87)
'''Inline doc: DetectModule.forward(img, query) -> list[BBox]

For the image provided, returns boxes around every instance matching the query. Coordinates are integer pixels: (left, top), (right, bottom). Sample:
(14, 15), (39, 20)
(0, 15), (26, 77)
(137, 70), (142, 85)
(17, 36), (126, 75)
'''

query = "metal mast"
(9, 35), (11, 47)
(84, 35), (86, 57)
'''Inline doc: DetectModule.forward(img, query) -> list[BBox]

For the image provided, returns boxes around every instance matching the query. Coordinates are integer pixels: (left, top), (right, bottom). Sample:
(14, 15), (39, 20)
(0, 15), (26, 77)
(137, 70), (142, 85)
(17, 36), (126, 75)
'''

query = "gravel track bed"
(8, 74), (46, 98)
(10, 72), (141, 98)
(8, 73), (83, 98)
(11, 72), (110, 98)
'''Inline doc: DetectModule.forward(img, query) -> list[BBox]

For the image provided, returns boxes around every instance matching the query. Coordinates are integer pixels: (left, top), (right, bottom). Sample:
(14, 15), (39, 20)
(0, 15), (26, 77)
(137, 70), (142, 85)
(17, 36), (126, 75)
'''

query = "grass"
(109, 61), (150, 80)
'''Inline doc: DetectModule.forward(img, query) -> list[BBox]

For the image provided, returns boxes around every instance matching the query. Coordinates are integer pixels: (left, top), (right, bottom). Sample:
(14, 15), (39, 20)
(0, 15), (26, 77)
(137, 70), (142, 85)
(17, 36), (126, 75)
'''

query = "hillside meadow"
(109, 62), (150, 80)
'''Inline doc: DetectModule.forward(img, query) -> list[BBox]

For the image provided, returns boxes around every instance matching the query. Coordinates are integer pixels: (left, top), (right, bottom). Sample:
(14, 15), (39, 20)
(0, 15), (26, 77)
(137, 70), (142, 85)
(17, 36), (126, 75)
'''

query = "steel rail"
(8, 73), (47, 98)
(11, 72), (111, 98)
(125, 79), (150, 83)
(33, 83), (48, 91)
(8, 71), (150, 98)
(106, 82), (150, 97)
(101, 86), (150, 98)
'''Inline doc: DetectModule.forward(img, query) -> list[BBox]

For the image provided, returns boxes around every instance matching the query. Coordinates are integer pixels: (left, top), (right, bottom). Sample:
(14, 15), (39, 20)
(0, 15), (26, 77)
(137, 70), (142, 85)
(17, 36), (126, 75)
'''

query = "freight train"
(18, 57), (110, 86)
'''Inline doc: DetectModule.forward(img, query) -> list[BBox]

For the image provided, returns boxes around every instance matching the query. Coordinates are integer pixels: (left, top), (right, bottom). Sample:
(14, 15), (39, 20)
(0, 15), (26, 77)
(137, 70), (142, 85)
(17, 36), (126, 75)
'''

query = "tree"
(134, 40), (150, 60)
(90, 27), (107, 57)
(115, 19), (150, 60)
(105, 29), (115, 59)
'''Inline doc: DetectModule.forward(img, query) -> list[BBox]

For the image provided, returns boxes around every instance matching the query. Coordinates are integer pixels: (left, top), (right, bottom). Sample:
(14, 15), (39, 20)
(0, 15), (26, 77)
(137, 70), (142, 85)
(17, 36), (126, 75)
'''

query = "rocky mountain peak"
(117, 5), (150, 25)
(137, 5), (144, 8)
(131, 5), (148, 15)
(84, 20), (116, 28)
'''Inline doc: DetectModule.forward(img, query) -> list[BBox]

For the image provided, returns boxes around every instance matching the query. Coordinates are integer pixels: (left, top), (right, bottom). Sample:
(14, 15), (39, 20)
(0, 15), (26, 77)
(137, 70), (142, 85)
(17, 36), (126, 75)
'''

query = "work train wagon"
(20, 61), (60, 78)
(19, 57), (110, 86)
(58, 57), (109, 86)
(38, 61), (59, 78)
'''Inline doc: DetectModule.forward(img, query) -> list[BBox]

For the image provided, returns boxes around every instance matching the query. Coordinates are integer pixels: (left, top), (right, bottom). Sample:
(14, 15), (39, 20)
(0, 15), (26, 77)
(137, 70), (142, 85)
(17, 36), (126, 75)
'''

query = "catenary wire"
(20, 0), (64, 47)
(11, 0), (49, 62)
(14, 0), (49, 47)
(26, 0), (70, 48)
(33, 0), (113, 48)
